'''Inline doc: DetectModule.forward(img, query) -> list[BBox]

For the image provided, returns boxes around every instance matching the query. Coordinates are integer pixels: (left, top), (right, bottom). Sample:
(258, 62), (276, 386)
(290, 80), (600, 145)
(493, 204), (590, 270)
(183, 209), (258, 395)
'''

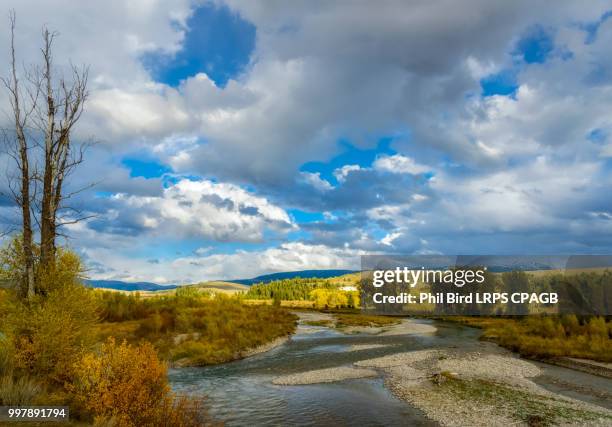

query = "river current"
(169, 317), (611, 426)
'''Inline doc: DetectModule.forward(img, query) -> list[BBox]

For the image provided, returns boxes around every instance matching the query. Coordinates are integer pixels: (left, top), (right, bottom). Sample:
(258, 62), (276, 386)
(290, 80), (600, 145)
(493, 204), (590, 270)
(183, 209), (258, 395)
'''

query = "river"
(169, 315), (611, 426)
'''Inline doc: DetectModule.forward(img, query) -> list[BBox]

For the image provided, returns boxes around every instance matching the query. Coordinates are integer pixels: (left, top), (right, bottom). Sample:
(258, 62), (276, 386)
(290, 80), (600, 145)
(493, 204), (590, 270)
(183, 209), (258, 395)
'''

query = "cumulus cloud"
(87, 179), (295, 242)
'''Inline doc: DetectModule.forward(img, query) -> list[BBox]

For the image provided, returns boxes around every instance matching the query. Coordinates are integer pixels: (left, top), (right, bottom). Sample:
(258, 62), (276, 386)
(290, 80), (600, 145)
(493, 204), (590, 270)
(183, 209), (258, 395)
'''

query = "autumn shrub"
(175, 285), (202, 301)
(489, 315), (612, 362)
(71, 338), (210, 427)
(98, 294), (297, 365)
(179, 300), (296, 363)
(4, 282), (98, 384)
(0, 237), (28, 285)
(97, 291), (151, 322)
(36, 248), (85, 293)
(586, 316), (608, 338)
(71, 338), (167, 425)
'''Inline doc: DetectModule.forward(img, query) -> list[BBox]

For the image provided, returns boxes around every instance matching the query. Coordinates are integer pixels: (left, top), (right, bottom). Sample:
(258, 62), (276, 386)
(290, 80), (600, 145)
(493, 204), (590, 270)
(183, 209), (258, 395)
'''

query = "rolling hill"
(230, 269), (357, 285)
(190, 281), (250, 294)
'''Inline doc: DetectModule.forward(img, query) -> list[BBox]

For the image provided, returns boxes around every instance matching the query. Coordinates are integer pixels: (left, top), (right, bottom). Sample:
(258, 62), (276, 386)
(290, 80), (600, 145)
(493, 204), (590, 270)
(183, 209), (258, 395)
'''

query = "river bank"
(238, 335), (291, 359)
(540, 356), (612, 379)
(170, 312), (612, 426)
(374, 349), (612, 426)
(270, 315), (612, 426)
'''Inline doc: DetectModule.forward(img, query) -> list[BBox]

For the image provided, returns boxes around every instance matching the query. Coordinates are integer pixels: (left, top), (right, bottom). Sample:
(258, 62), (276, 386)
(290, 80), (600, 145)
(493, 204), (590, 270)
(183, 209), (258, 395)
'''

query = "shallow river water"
(169, 317), (611, 426)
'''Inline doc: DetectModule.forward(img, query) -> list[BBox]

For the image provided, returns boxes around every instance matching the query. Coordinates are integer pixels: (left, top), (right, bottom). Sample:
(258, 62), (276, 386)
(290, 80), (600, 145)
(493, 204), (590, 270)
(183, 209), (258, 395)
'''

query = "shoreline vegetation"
(94, 288), (297, 367)
(441, 316), (612, 365)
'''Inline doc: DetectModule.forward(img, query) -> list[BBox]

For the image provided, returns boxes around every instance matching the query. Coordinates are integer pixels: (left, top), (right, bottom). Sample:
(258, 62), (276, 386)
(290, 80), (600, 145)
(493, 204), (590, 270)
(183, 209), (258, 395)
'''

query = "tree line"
(244, 277), (343, 300)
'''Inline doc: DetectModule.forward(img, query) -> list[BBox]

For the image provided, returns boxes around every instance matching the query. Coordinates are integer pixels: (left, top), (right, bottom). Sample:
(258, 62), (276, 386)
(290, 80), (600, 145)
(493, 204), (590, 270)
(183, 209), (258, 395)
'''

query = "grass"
(303, 320), (334, 327)
(334, 313), (401, 328)
(444, 316), (612, 362)
(301, 312), (401, 329)
(439, 375), (610, 426)
(0, 375), (42, 405)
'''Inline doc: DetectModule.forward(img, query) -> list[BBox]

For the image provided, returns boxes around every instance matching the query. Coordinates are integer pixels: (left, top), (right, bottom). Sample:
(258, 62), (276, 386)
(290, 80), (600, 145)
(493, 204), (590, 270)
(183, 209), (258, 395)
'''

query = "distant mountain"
(231, 269), (357, 285)
(83, 279), (177, 292)
(83, 269), (357, 291)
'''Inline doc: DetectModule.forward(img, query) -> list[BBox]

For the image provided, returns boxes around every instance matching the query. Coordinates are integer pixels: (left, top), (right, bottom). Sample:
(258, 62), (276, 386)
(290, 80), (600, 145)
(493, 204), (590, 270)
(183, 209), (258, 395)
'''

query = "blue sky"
(143, 2), (255, 87)
(2, 1), (612, 283)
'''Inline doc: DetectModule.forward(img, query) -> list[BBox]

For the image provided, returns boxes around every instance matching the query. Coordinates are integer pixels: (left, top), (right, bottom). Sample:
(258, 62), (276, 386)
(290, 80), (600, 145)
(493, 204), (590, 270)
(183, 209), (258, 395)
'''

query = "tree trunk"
(18, 127), (35, 299)
(5, 12), (35, 299)
(39, 28), (56, 274)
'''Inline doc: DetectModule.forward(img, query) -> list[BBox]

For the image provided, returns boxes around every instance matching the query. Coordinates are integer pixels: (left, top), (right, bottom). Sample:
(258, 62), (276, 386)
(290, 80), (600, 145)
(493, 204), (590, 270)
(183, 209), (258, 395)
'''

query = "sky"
(1, 1), (612, 284)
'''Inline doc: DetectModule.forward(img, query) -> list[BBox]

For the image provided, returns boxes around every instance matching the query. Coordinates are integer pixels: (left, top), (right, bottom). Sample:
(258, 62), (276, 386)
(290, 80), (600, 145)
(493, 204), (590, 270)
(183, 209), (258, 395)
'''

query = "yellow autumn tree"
(1, 243), (98, 385)
(310, 288), (351, 309)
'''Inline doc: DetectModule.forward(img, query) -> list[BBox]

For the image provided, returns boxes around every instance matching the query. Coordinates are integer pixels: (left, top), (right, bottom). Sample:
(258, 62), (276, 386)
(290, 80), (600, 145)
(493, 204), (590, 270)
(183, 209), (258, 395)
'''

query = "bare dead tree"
(0, 11), (36, 298)
(33, 28), (89, 271)
(1, 12), (89, 298)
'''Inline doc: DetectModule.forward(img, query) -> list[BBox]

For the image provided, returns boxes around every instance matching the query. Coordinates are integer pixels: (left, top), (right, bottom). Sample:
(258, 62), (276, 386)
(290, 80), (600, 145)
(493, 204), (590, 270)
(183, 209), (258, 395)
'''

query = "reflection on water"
(169, 318), (610, 426)
(169, 319), (467, 426)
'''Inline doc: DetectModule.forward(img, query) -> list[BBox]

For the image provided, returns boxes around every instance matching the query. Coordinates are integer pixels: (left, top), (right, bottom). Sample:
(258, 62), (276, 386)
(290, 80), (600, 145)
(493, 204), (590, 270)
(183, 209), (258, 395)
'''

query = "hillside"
(231, 269), (357, 285)
(191, 281), (250, 294)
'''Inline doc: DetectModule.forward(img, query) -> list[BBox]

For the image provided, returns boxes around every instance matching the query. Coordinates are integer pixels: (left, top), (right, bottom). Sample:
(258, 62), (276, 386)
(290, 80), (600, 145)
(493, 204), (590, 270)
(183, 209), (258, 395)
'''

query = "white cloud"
(108, 179), (295, 241)
(86, 86), (191, 140)
(0, 0), (190, 85)
(194, 246), (213, 256)
(373, 154), (431, 175)
(333, 165), (362, 182)
(428, 155), (601, 232)
(381, 231), (402, 246)
(299, 172), (333, 191)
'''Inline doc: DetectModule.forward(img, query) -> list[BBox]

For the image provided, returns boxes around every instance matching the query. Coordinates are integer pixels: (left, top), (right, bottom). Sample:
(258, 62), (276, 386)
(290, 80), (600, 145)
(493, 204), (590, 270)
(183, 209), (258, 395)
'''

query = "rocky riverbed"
(171, 312), (612, 426)
(272, 316), (612, 426)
